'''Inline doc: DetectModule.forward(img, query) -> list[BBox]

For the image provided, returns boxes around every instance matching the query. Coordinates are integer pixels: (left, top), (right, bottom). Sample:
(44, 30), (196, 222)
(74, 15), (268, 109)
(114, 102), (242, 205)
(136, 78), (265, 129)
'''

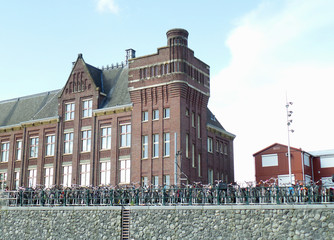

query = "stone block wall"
(0, 205), (333, 240)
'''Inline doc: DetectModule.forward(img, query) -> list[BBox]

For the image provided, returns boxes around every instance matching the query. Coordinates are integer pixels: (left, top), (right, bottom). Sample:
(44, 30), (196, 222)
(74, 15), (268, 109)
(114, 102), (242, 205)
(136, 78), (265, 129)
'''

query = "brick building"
(0, 29), (235, 190)
(253, 143), (334, 186)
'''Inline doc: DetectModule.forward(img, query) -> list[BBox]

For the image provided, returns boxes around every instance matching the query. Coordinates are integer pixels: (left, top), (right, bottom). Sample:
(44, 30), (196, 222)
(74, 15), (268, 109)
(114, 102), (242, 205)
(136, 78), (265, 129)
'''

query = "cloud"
(209, 0), (334, 183)
(96, 0), (119, 14)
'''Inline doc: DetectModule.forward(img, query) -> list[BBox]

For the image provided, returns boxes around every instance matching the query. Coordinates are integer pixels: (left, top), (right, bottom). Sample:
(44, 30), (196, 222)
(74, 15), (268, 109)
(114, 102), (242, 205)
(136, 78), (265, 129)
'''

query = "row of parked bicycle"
(1, 180), (333, 206)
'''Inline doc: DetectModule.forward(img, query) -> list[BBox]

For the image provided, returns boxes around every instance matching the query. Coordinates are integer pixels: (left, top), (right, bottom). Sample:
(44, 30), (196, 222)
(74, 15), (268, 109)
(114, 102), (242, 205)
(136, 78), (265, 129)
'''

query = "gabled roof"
(253, 143), (303, 156)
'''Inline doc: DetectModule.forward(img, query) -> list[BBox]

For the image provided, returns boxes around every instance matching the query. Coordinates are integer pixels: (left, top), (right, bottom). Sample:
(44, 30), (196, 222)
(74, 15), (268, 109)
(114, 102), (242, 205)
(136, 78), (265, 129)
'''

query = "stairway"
(121, 207), (130, 239)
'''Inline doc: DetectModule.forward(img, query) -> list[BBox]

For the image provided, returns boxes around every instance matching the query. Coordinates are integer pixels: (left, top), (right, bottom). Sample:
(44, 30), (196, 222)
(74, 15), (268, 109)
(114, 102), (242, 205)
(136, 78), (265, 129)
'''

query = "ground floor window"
(80, 164), (90, 186)
(0, 172), (7, 190)
(100, 161), (111, 185)
(120, 159), (130, 184)
(63, 165), (72, 187)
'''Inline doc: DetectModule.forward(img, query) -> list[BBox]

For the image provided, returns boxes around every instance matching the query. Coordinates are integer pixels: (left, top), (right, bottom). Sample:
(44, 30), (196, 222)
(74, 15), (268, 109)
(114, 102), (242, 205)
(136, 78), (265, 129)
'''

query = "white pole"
(174, 132), (177, 186)
(286, 95), (293, 185)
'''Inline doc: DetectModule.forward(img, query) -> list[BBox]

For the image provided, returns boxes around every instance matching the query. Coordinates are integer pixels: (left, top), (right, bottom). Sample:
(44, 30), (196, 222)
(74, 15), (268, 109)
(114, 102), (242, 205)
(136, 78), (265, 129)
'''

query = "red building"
(253, 143), (334, 186)
(0, 29), (235, 190)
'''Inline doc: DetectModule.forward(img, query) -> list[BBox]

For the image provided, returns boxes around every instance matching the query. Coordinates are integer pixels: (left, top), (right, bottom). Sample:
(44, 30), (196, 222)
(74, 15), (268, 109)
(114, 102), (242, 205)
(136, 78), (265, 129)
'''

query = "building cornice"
(128, 80), (210, 97)
(93, 103), (133, 117)
(0, 116), (59, 133)
(207, 123), (236, 140)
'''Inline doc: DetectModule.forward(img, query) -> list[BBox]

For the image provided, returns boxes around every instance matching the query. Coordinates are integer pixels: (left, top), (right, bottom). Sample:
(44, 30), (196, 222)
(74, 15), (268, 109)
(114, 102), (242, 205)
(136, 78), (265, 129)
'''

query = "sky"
(1, 0), (333, 183)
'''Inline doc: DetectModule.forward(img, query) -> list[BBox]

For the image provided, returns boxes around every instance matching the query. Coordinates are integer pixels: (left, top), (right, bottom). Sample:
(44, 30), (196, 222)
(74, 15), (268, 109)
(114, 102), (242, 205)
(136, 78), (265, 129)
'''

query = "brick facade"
(0, 29), (235, 190)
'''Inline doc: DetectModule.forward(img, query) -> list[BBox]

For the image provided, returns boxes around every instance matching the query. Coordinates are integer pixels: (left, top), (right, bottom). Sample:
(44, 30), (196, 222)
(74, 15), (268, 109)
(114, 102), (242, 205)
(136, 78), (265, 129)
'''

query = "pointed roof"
(253, 143), (303, 156)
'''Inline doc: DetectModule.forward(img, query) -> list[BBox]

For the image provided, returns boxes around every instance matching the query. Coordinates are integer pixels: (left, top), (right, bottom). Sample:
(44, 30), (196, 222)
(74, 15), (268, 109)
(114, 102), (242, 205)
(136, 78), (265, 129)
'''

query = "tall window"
(100, 161), (111, 185)
(142, 111), (148, 122)
(29, 137), (39, 158)
(0, 172), (7, 190)
(1, 142), (9, 162)
(44, 167), (53, 188)
(120, 124), (131, 147)
(81, 130), (91, 152)
(14, 171), (20, 189)
(28, 169), (37, 188)
(16, 140), (22, 160)
(185, 134), (189, 158)
(63, 165), (72, 187)
(82, 99), (93, 118)
(142, 135), (148, 159)
(101, 127), (112, 150)
(46, 135), (55, 156)
(192, 112), (195, 127)
(153, 109), (159, 120)
(208, 169), (213, 184)
(197, 115), (201, 138)
(120, 159), (131, 184)
(198, 154), (201, 177)
(80, 164), (90, 186)
(152, 176), (159, 187)
(207, 137), (213, 153)
(163, 108), (170, 119)
(164, 175), (170, 186)
(153, 134), (159, 158)
(65, 103), (75, 121)
(64, 132), (74, 154)
(192, 144), (195, 168)
(164, 133), (170, 157)
(142, 176), (148, 187)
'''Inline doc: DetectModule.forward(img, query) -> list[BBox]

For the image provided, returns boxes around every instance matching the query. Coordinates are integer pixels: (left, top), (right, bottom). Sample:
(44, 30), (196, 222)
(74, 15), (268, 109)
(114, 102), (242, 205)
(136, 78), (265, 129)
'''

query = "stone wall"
(0, 206), (122, 240)
(129, 205), (334, 240)
(1, 205), (333, 240)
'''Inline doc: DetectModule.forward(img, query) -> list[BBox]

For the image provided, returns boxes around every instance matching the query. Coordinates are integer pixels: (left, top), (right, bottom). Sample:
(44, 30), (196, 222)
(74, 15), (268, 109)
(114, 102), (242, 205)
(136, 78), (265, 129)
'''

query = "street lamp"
(286, 100), (294, 185)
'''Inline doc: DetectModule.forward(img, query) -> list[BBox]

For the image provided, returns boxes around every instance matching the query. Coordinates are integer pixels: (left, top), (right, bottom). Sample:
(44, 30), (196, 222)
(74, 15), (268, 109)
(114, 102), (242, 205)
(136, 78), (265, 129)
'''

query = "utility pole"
(286, 97), (294, 185)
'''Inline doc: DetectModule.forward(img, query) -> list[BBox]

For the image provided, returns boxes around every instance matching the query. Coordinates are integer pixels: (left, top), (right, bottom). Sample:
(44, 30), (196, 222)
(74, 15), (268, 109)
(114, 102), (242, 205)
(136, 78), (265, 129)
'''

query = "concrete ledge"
(2, 204), (334, 211)
(1, 206), (123, 211)
(127, 204), (334, 210)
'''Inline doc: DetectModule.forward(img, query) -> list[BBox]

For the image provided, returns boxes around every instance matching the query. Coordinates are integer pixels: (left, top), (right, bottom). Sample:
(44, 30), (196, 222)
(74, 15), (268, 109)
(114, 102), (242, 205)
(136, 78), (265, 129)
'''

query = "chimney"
(125, 49), (136, 65)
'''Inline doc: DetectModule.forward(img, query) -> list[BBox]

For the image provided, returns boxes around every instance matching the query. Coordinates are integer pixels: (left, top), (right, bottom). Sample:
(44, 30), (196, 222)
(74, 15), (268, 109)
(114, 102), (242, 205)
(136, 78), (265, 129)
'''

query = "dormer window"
(82, 99), (92, 118)
(65, 103), (75, 121)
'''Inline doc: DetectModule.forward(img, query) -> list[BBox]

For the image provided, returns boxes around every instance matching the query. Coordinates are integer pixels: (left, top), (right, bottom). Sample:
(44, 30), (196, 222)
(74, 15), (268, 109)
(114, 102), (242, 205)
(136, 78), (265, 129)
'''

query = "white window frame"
(192, 144), (195, 168)
(82, 99), (93, 118)
(303, 153), (310, 167)
(198, 154), (201, 177)
(197, 114), (201, 138)
(120, 159), (131, 184)
(80, 163), (90, 186)
(81, 130), (91, 152)
(142, 135), (148, 159)
(153, 109), (159, 120)
(261, 154), (278, 167)
(65, 102), (75, 121)
(1, 142), (9, 162)
(64, 132), (74, 154)
(163, 108), (170, 119)
(100, 161), (111, 186)
(0, 172), (7, 190)
(29, 137), (39, 158)
(208, 169), (213, 184)
(120, 123), (131, 148)
(142, 111), (148, 122)
(207, 137), (213, 153)
(16, 140), (22, 161)
(320, 156), (334, 168)
(14, 171), (20, 189)
(185, 134), (189, 158)
(164, 175), (170, 186)
(101, 127), (112, 150)
(28, 169), (37, 188)
(45, 135), (55, 156)
(63, 165), (72, 187)
(152, 175), (159, 187)
(164, 133), (170, 157)
(44, 166), (53, 188)
(153, 134), (159, 158)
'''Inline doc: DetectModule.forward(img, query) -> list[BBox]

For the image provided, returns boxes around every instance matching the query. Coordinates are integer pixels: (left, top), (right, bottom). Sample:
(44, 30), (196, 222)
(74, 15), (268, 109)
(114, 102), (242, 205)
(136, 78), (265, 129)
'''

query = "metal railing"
(1, 184), (333, 207)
